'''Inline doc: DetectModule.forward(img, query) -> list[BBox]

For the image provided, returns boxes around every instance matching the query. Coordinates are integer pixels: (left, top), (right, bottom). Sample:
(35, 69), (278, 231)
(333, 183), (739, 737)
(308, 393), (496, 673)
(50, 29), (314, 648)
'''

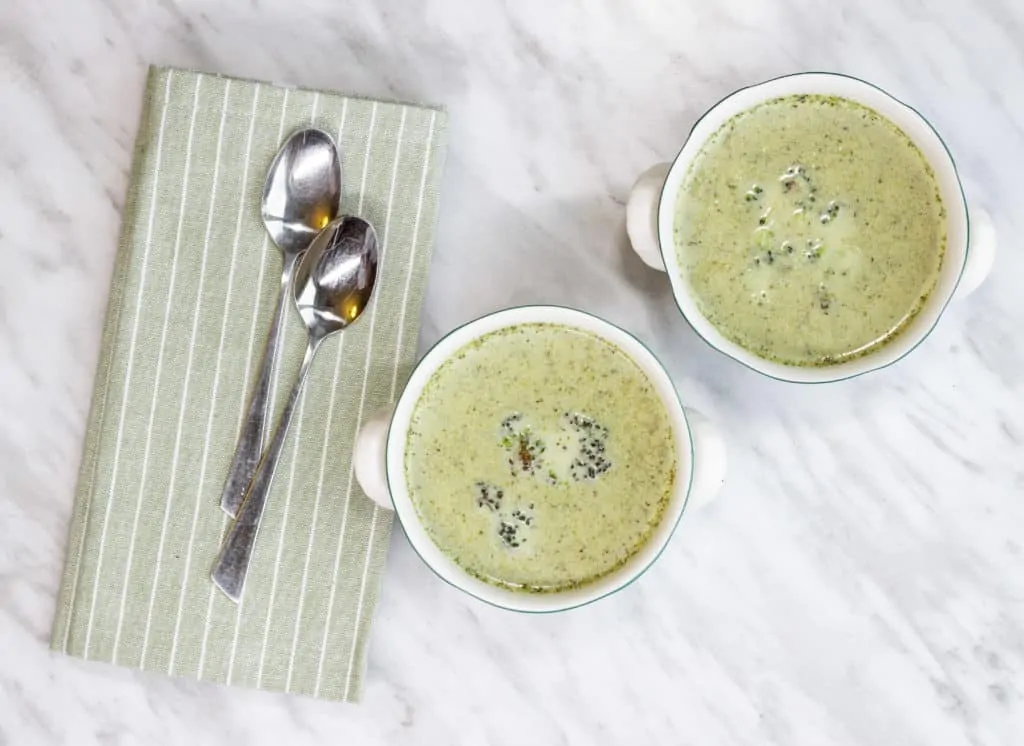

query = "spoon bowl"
(295, 215), (379, 338)
(262, 129), (342, 255)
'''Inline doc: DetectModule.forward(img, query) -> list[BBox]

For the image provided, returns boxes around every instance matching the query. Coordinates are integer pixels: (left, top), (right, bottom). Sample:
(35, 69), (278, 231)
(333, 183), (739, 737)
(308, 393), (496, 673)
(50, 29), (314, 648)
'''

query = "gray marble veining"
(1, 0), (1022, 743)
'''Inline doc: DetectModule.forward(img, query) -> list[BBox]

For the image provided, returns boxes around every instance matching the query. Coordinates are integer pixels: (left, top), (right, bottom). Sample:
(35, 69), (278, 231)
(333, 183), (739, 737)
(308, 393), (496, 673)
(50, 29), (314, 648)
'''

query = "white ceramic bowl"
(353, 305), (726, 612)
(626, 72), (996, 383)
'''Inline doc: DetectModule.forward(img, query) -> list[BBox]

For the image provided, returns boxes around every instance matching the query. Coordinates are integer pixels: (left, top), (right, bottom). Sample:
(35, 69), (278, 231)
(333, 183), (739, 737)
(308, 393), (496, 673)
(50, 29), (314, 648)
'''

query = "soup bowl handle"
(682, 407), (727, 510)
(953, 207), (996, 300)
(354, 407), (397, 510)
(626, 163), (671, 271)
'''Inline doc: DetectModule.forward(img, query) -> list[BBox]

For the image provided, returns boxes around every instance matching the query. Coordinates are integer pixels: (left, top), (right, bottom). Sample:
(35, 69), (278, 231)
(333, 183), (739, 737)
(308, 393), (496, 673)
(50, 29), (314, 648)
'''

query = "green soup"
(675, 94), (946, 366)
(404, 323), (677, 593)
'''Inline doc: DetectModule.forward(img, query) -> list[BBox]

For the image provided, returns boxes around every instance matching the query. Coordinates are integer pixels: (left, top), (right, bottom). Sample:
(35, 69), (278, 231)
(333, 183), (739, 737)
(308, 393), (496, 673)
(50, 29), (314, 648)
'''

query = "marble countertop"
(2, 0), (1022, 743)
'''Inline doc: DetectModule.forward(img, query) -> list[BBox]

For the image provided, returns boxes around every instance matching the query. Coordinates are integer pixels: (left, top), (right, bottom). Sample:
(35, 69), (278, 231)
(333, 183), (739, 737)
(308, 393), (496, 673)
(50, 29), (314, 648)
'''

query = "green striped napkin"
(51, 66), (447, 701)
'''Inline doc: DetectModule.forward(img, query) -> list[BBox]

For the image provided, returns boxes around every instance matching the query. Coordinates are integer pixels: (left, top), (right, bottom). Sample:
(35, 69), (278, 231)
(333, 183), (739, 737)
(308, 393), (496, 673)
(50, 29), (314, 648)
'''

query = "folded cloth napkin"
(51, 66), (447, 701)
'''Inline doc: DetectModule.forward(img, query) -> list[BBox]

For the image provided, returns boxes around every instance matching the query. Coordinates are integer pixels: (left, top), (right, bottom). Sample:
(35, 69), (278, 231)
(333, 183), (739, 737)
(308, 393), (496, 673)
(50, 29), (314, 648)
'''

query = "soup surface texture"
(675, 94), (946, 366)
(404, 323), (677, 593)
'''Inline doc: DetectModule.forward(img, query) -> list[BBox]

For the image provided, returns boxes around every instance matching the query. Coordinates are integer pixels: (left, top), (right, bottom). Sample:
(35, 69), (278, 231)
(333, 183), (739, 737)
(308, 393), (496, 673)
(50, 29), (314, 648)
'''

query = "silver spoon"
(212, 216), (379, 602)
(219, 128), (342, 518)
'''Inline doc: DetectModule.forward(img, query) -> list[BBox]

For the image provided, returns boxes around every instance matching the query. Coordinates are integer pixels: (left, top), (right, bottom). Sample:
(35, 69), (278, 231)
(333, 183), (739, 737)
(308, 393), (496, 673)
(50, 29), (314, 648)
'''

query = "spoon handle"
(212, 339), (318, 602)
(218, 259), (295, 518)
